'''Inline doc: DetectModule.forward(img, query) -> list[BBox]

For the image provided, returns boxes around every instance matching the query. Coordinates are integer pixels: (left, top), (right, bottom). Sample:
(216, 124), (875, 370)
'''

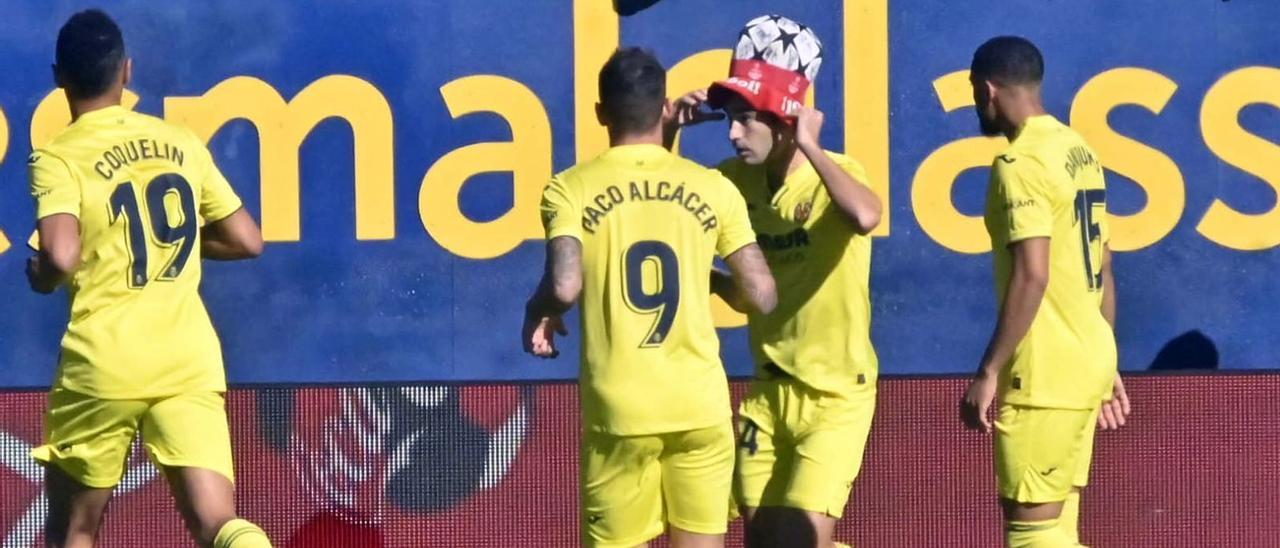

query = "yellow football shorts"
(31, 387), (235, 488)
(994, 404), (1097, 503)
(580, 422), (735, 547)
(734, 377), (875, 518)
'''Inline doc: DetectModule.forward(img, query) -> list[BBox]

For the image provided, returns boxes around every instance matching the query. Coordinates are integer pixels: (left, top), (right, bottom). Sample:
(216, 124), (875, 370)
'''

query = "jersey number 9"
(623, 241), (681, 348)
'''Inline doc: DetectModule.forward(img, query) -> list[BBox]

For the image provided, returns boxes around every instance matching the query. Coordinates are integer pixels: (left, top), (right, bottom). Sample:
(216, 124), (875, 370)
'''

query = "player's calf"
(44, 466), (113, 548)
(164, 466), (271, 547)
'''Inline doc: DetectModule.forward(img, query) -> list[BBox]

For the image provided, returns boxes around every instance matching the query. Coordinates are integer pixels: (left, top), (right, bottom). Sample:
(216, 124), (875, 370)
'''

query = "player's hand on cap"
(791, 104), (824, 151)
(523, 314), (568, 359)
(1097, 373), (1131, 431)
(667, 89), (725, 129)
(960, 372), (998, 433)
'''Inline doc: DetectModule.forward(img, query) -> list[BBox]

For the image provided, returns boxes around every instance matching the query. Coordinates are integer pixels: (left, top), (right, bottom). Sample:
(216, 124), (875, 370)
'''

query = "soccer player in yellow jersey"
(959, 36), (1132, 548)
(24, 10), (271, 548)
(670, 15), (883, 548)
(521, 48), (776, 548)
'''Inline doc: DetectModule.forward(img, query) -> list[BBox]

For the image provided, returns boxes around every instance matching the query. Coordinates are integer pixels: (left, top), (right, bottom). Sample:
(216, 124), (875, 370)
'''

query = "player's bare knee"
(1000, 498), (1065, 522)
(745, 507), (819, 548)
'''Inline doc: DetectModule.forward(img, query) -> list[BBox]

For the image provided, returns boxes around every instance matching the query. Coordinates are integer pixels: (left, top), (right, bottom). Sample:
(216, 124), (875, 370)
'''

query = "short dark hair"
(56, 9), (126, 98)
(971, 36), (1043, 86)
(598, 48), (666, 134)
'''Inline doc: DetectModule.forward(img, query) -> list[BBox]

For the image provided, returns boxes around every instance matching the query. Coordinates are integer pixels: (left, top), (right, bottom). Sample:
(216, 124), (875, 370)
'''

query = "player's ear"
(595, 102), (607, 127)
(120, 58), (133, 88)
(983, 79), (999, 106)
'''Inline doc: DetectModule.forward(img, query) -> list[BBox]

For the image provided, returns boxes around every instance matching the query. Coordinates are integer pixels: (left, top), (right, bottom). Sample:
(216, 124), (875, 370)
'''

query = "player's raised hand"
(1098, 373), (1131, 430)
(523, 314), (567, 359)
(791, 105), (824, 150)
(960, 373), (998, 433)
(667, 89), (725, 129)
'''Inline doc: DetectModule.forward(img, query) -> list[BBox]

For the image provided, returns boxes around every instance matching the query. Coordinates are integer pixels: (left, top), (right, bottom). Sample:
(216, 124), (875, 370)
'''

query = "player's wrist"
(974, 362), (1001, 379)
(796, 138), (822, 155)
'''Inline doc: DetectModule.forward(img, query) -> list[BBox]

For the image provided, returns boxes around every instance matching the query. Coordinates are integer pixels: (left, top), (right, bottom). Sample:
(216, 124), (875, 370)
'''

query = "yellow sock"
(833, 543), (853, 548)
(1007, 518), (1071, 548)
(213, 518), (273, 548)
(1059, 489), (1082, 545)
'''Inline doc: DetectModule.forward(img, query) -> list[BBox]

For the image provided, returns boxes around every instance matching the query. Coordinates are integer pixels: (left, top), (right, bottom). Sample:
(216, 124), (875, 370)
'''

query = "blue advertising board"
(1, 0), (1276, 387)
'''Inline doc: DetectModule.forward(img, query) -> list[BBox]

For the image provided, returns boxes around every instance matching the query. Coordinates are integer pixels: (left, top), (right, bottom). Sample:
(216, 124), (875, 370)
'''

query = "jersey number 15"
(1074, 189), (1106, 291)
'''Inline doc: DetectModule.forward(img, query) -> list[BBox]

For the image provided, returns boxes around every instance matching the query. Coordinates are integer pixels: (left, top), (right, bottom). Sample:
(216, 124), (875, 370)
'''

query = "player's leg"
(994, 405), (1094, 547)
(44, 465), (113, 548)
(734, 381), (775, 543)
(33, 387), (145, 548)
(774, 389), (876, 548)
(736, 380), (812, 548)
(581, 430), (665, 548)
(661, 422), (735, 548)
(744, 386), (872, 548)
(1058, 406), (1099, 546)
(141, 392), (271, 548)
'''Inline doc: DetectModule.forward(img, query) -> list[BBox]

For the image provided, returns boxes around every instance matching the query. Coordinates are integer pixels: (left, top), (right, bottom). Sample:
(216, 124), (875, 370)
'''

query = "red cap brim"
(706, 59), (809, 121)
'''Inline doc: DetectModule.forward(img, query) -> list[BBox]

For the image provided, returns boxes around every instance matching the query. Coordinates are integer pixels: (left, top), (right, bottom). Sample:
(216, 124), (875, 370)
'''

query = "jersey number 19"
(109, 173), (198, 289)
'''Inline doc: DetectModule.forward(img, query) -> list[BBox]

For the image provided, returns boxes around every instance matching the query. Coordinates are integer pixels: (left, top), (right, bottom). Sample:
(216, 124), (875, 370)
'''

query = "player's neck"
(763, 141), (800, 191)
(67, 92), (123, 123)
(608, 126), (664, 148)
(1000, 99), (1046, 142)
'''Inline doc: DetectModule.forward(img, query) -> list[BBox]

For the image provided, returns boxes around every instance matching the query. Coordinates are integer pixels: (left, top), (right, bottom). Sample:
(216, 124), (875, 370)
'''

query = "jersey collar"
(73, 104), (128, 125)
(601, 144), (671, 167)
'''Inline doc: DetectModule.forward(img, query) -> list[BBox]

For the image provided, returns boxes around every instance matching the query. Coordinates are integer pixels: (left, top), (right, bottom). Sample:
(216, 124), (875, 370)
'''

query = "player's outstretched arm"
(961, 237), (1050, 432)
(721, 243), (777, 315)
(201, 208), (263, 260)
(523, 236), (582, 358)
(26, 213), (81, 294)
(792, 106), (882, 234)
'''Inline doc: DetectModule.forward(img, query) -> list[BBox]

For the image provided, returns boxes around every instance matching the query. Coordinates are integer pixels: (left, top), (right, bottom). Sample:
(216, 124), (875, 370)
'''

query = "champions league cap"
(707, 14), (824, 121)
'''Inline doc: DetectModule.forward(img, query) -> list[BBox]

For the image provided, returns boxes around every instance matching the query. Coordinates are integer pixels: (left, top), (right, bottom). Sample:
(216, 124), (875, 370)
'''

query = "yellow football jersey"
(29, 105), (243, 399)
(984, 115), (1117, 410)
(541, 144), (756, 436)
(718, 151), (878, 397)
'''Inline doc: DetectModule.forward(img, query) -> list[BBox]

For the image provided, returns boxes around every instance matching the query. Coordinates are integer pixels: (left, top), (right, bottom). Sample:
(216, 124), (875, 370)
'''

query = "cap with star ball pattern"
(707, 14), (824, 122)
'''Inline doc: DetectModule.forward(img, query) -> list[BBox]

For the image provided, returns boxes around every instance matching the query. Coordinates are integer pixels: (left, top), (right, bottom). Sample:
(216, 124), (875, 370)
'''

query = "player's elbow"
(1016, 267), (1050, 294)
(851, 206), (882, 235)
(239, 232), (264, 258)
(44, 244), (81, 277)
(748, 276), (778, 315)
(552, 276), (582, 308)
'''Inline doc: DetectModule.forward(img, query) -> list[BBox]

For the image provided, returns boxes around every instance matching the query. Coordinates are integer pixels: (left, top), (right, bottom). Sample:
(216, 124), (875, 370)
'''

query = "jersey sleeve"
(193, 138), (243, 222)
(992, 153), (1054, 242)
(540, 174), (581, 241)
(714, 174), (756, 258)
(28, 151), (81, 219)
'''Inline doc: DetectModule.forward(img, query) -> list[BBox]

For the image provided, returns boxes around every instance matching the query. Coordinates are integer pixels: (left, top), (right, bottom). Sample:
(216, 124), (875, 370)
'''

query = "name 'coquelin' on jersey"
(91, 138), (188, 180)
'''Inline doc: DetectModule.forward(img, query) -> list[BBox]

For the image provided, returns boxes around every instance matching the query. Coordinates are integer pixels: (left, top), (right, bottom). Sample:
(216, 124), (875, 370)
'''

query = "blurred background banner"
(2, 375), (1277, 546)
(1, 0), (1277, 386)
